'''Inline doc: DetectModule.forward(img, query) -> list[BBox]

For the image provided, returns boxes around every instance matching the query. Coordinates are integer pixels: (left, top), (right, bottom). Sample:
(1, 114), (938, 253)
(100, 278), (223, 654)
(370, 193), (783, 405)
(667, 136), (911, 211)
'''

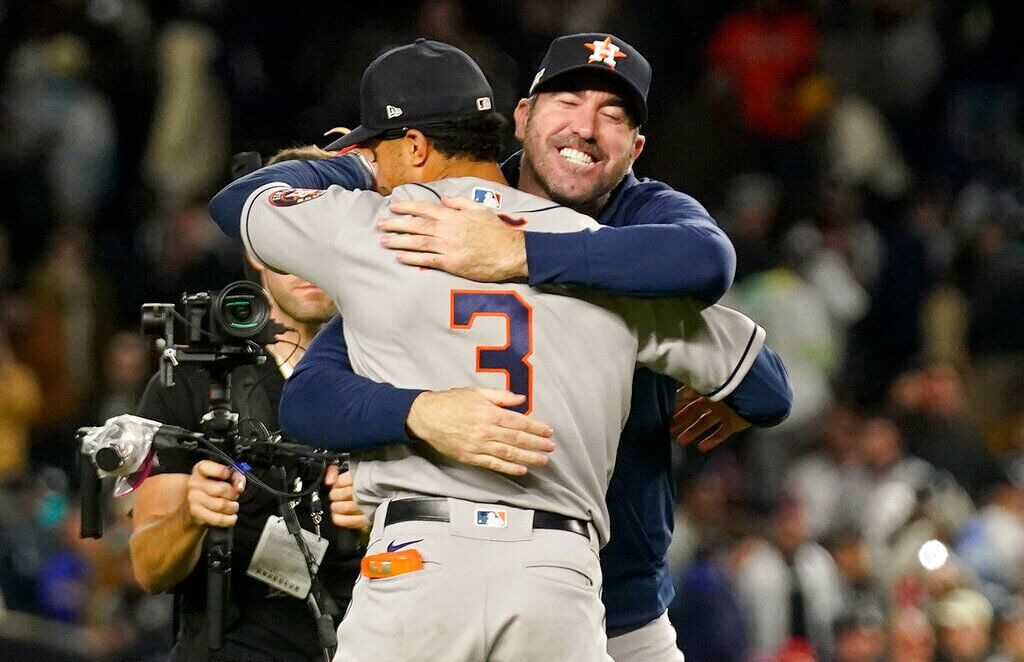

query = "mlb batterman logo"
(475, 508), (508, 528)
(585, 37), (627, 68)
(472, 187), (502, 209)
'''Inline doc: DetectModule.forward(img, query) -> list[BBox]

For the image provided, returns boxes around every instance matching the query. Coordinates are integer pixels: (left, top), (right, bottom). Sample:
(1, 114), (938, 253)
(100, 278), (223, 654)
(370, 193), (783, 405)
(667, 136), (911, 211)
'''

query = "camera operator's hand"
(324, 464), (369, 530)
(187, 460), (246, 528)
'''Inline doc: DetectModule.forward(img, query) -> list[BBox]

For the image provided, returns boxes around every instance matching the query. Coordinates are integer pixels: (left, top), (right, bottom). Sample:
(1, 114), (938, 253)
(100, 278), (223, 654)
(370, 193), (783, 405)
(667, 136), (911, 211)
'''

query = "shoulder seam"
(516, 204), (563, 214)
(409, 183), (442, 201)
(243, 182), (289, 272)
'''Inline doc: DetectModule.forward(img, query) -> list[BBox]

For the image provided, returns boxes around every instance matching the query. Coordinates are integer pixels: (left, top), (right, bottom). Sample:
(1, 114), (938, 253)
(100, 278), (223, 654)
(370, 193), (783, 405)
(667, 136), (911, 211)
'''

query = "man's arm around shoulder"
(209, 154), (375, 238)
(526, 184), (736, 300)
(281, 316), (556, 476)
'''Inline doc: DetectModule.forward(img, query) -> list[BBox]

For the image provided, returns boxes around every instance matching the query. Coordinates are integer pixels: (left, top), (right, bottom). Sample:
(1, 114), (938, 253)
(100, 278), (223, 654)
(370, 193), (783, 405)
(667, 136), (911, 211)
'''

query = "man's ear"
(403, 129), (431, 168)
(513, 98), (531, 142)
(632, 133), (646, 163)
(243, 252), (266, 285)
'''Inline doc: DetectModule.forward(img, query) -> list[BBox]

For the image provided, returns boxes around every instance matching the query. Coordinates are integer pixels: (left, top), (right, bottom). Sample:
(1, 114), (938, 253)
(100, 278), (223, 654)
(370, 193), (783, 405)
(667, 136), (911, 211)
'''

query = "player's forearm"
(722, 345), (793, 427)
(524, 222), (736, 301)
(209, 154), (374, 238)
(129, 502), (207, 594)
(279, 316), (423, 450)
(281, 365), (422, 450)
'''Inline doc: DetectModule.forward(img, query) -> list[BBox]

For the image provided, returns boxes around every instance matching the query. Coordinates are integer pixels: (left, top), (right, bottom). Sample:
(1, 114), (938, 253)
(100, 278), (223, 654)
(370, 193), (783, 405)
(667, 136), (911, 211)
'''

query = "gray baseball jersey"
(239, 176), (764, 544)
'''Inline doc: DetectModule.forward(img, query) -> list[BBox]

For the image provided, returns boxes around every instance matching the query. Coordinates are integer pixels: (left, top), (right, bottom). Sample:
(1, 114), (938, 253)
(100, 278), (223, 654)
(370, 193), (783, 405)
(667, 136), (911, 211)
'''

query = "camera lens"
(212, 281), (271, 339)
(225, 298), (254, 323)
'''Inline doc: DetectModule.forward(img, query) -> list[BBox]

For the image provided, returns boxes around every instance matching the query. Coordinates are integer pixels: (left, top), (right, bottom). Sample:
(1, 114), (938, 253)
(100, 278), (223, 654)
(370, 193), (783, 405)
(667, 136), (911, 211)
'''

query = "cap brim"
(533, 65), (647, 125)
(324, 124), (384, 151)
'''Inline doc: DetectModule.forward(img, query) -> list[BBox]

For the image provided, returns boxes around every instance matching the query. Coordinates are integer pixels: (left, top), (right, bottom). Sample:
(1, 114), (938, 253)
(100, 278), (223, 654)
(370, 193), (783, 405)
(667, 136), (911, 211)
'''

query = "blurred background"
(0, 0), (1022, 660)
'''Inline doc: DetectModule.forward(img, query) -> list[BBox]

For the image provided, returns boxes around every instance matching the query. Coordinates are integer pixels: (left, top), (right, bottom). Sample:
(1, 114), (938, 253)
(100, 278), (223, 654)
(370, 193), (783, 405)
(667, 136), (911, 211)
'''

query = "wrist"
(510, 233), (528, 279)
(179, 497), (209, 532)
(405, 391), (435, 441)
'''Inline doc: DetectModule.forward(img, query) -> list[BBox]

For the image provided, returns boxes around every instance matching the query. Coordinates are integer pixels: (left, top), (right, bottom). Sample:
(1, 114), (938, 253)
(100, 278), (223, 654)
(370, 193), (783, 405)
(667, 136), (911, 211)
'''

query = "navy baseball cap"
(529, 33), (651, 125)
(325, 39), (495, 151)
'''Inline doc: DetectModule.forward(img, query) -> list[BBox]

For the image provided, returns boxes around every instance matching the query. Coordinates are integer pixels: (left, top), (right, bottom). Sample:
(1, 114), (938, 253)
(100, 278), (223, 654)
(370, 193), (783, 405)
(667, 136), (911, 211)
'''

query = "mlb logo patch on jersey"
(475, 508), (508, 528)
(268, 188), (327, 207)
(472, 187), (502, 209)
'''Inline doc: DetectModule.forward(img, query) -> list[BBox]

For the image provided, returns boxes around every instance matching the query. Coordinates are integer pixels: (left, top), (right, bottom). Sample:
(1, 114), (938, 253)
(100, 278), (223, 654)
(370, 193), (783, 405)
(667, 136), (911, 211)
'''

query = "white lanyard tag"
(247, 515), (329, 599)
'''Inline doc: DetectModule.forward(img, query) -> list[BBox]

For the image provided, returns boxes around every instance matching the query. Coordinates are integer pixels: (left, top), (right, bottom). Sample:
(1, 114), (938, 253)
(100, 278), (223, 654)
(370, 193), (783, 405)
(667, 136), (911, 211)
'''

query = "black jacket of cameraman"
(135, 361), (362, 661)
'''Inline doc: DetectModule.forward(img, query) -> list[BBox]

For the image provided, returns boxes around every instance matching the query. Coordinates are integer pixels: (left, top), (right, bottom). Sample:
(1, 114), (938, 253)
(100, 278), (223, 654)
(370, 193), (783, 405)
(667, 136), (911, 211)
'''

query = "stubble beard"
(521, 145), (608, 216)
(520, 122), (624, 217)
(269, 285), (337, 327)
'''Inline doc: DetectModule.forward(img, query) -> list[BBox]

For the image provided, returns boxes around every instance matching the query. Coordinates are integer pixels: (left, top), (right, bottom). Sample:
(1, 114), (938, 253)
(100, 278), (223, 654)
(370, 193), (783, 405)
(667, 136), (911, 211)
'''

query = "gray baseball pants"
(333, 497), (612, 662)
(607, 611), (686, 662)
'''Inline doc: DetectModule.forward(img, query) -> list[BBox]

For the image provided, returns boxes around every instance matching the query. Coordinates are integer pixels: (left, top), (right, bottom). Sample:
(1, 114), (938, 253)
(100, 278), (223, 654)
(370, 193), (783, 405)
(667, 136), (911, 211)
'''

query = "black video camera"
(79, 281), (341, 652)
(141, 281), (285, 387)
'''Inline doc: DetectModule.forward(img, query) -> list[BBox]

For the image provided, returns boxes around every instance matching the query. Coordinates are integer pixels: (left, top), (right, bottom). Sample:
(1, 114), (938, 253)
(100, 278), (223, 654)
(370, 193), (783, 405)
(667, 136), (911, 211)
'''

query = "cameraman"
(128, 148), (362, 661)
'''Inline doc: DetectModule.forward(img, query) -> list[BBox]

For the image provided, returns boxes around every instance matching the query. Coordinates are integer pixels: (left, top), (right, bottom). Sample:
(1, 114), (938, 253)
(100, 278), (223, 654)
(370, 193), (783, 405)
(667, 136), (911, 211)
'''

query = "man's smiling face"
(515, 74), (644, 215)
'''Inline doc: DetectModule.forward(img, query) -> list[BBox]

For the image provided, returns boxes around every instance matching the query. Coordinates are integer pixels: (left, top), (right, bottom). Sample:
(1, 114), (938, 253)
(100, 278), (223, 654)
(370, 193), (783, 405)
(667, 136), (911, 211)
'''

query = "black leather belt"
(384, 497), (590, 539)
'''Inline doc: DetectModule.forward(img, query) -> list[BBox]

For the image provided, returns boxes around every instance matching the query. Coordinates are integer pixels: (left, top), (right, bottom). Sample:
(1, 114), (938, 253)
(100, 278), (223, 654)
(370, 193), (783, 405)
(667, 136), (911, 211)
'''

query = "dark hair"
(376, 111), (507, 162)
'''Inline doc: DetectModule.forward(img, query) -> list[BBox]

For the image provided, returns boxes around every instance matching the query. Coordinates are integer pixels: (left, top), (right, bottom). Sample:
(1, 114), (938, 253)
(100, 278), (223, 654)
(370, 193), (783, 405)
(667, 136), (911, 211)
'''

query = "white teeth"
(559, 147), (594, 165)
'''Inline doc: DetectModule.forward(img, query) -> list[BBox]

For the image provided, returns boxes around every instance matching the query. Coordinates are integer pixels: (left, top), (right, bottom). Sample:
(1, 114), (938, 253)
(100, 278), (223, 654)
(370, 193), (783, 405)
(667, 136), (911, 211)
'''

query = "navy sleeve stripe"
(704, 323), (759, 399)
(517, 204), (563, 213)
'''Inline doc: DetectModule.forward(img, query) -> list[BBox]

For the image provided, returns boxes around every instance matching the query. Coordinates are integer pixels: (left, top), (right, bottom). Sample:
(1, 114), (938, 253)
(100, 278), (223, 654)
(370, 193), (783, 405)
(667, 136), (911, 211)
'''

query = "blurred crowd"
(0, 0), (1021, 659)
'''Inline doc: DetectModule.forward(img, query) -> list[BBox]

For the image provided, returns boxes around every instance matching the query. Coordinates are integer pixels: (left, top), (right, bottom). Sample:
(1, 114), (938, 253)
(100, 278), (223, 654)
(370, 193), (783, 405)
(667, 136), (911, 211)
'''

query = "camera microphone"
(80, 415), (199, 486)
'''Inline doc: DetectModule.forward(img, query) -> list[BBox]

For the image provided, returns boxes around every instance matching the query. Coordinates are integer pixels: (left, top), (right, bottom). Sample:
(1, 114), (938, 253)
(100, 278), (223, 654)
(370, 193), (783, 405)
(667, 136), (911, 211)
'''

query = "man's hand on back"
(671, 386), (751, 452)
(406, 388), (555, 476)
(378, 196), (528, 281)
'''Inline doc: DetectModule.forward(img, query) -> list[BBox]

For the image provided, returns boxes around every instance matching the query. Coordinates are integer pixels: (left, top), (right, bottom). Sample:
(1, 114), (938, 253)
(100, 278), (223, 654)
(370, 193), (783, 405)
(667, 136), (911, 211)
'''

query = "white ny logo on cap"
(385, 105), (403, 119)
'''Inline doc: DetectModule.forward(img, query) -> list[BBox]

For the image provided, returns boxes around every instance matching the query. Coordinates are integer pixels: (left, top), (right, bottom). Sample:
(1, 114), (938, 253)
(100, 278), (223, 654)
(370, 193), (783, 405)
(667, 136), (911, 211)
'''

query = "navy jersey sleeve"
(523, 184), (736, 302)
(722, 345), (792, 427)
(209, 154), (375, 238)
(279, 316), (424, 450)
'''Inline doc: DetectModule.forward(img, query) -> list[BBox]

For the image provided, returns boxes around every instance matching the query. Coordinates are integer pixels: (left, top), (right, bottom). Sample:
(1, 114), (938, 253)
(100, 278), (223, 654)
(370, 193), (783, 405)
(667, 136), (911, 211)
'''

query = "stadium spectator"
(730, 495), (844, 658)
(934, 587), (995, 662)
(889, 606), (937, 662)
(0, 326), (42, 484)
(833, 605), (887, 662)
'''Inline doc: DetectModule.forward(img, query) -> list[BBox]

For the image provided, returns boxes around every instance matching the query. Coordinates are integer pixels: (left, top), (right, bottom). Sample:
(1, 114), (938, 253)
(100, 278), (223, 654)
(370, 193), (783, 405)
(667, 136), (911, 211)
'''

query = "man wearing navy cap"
(274, 33), (793, 661)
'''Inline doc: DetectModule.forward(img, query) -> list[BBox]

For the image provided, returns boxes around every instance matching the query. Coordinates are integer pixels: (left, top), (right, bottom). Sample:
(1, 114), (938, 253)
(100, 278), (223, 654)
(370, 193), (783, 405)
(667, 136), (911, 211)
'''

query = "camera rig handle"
(79, 436), (104, 539)
(203, 365), (238, 651)
(205, 525), (232, 650)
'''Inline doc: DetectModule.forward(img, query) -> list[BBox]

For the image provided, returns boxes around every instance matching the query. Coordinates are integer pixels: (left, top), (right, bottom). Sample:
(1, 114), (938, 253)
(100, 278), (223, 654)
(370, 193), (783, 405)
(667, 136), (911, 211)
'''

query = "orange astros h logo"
(585, 37), (626, 68)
